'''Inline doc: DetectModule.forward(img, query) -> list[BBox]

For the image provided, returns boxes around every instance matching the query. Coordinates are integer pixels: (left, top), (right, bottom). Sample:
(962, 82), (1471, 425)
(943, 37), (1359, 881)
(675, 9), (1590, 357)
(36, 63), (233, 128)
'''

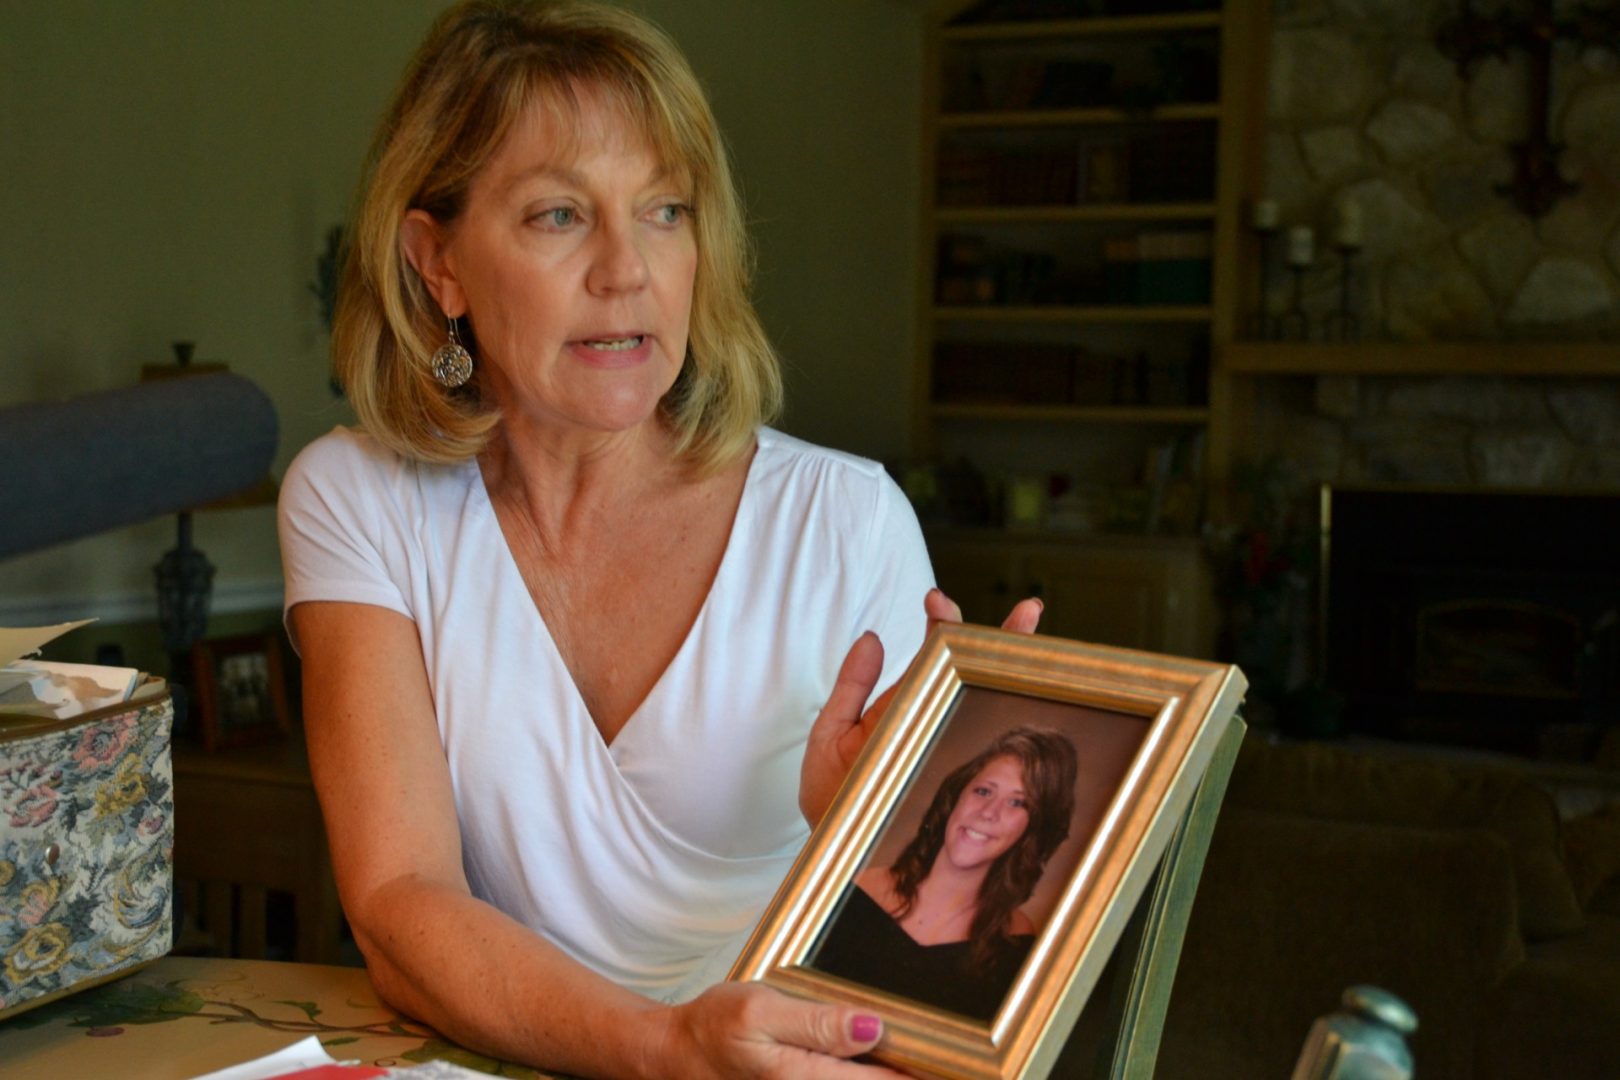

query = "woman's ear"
(400, 209), (467, 317)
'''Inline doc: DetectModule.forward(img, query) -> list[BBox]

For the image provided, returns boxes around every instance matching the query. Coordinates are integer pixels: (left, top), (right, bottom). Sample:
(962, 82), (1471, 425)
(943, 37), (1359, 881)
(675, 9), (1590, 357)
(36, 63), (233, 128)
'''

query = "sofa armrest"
(1477, 912), (1620, 1080)
(1157, 808), (1523, 1080)
(1227, 739), (1585, 942)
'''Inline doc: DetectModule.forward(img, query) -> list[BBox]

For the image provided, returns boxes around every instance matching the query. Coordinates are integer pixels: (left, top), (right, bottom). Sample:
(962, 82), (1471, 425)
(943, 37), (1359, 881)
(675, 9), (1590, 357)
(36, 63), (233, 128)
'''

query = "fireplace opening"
(1322, 486), (1620, 760)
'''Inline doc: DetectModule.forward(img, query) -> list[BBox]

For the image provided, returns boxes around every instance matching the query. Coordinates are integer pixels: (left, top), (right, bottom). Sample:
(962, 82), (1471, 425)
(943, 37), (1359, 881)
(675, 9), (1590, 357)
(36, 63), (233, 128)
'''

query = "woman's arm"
(293, 600), (900, 1079)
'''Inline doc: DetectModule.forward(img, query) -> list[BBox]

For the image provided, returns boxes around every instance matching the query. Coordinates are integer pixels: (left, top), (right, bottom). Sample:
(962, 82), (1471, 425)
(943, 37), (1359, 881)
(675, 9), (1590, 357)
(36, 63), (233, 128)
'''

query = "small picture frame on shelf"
(730, 624), (1246, 1080)
(190, 633), (291, 752)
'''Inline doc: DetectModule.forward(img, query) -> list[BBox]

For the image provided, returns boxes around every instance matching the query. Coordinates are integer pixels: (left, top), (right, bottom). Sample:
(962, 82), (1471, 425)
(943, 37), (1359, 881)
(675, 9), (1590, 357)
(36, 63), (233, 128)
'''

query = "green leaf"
(321, 1036), (361, 1048)
(401, 1037), (506, 1072)
(271, 999), (322, 1020)
(65, 982), (205, 1028)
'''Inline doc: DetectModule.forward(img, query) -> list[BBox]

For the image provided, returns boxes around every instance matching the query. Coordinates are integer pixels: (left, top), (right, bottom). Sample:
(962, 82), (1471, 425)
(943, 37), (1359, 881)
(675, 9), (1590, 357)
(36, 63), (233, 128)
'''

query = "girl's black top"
(811, 886), (1034, 1021)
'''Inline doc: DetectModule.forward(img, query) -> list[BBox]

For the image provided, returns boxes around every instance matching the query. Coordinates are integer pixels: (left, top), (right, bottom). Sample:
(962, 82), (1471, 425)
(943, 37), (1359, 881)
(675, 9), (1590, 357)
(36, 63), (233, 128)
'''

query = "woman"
(277, 2), (1037, 1075)
(814, 728), (1079, 1021)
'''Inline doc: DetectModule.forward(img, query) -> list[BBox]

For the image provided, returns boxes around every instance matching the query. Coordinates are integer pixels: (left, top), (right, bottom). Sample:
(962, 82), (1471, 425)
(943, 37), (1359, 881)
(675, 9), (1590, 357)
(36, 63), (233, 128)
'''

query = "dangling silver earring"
(431, 316), (474, 388)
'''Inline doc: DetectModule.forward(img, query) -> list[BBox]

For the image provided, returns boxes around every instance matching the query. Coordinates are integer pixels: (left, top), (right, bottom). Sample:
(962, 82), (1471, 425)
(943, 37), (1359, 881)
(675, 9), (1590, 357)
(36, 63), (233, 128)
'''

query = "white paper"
(0, 619), (96, 668)
(187, 1034), (340, 1080)
(0, 660), (140, 718)
(180, 1035), (493, 1079)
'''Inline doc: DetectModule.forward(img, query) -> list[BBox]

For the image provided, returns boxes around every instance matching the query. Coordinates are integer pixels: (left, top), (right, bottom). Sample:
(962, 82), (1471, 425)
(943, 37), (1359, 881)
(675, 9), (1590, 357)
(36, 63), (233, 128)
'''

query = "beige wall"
(0, 0), (925, 622)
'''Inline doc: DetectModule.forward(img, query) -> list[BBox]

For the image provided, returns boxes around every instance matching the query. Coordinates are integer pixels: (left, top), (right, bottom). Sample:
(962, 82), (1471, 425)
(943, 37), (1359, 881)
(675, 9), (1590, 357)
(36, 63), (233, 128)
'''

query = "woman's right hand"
(800, 589), (1045, 827)
(650, 982), (906, 1079)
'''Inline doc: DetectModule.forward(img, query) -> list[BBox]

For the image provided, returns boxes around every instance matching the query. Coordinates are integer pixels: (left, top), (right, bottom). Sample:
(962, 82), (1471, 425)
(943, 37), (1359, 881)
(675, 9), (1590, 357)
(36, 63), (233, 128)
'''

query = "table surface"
(0, 956), (549, 1079)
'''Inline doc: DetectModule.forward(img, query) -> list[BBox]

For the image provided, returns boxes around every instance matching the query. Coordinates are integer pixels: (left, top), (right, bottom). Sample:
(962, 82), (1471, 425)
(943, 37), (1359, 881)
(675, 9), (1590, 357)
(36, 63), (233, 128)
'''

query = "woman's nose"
(587, 222), (649, 295)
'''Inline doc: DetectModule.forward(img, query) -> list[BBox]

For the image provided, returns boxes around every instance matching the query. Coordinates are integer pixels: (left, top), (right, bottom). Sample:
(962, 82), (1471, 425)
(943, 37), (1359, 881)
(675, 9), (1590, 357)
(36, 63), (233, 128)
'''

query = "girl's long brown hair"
(888, 727), (1078, 972)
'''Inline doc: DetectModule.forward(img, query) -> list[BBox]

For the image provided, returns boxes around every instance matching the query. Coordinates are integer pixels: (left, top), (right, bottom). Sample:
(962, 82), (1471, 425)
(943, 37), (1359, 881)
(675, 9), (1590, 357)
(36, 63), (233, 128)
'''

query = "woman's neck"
(917, 854), (989, 909)
(478, 414), (683, 549)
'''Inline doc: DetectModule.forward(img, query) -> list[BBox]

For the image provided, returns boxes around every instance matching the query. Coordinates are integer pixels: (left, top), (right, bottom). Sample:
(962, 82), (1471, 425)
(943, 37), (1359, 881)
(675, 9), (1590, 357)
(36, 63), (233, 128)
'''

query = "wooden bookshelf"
(941, 11), (1224, 43)
(939, 103), (1222, 129)
(935, 305), (1215, 324)
(932, 403), (1211, 424)
(916, 2), (1260, 443)
(937, 202), (1218, 224)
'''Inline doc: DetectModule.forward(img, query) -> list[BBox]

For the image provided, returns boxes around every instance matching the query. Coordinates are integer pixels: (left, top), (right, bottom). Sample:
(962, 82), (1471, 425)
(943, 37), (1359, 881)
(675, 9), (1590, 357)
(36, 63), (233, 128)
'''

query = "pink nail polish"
(851, 1014), (881, 1042)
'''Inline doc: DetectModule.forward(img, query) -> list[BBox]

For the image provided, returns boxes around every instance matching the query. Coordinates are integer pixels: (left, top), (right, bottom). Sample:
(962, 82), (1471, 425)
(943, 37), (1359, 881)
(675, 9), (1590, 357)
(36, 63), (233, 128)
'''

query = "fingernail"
(851, 1014), (881, 1042)
(1034, 598), (1045, 611)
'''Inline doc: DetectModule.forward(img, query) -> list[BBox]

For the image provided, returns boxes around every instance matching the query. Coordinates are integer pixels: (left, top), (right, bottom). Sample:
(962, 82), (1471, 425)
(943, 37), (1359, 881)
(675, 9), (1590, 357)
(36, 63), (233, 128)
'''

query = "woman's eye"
(651, 203), (689, 226)
(1010, 798), (1027, 809)
(972, 785), (992, 797)
(535, 207), (576, 228)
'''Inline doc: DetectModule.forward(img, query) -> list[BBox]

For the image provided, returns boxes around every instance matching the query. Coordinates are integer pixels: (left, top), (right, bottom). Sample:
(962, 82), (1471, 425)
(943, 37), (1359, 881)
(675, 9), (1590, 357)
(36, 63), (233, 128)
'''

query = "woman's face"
(942, 755), (1031, 872)
(408, 84), (697, 442)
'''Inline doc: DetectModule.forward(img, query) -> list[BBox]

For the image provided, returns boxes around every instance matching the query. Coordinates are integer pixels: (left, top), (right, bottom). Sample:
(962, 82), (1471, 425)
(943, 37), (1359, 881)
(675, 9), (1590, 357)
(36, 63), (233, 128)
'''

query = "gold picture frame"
(730, 624), (1247, 1080)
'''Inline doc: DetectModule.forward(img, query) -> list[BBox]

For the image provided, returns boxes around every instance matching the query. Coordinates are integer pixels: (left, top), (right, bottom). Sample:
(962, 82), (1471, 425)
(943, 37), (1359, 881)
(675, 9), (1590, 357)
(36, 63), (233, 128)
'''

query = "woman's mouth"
(582, 335), (644, 352)
(569, 334), (652, 368)
(962, 826), (995, 843)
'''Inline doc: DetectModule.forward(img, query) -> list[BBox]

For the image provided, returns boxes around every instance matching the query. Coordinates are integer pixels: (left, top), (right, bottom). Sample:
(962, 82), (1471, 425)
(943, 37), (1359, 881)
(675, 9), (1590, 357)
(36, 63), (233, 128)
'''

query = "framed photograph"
(190, 633), (291, 752)
(731, 624), (1246, 1080)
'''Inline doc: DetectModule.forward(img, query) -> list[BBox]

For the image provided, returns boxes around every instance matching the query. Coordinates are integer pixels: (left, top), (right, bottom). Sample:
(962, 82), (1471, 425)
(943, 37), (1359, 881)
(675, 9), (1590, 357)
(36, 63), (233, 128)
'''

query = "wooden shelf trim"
(931, 402), (1210, 424)
(1221, 342), (1620, 376)
(935, 305), (1213, 324)
(937, 202), (1216, 224)
(939, 103), (1221, 129)
(942, 11), (1222, 42)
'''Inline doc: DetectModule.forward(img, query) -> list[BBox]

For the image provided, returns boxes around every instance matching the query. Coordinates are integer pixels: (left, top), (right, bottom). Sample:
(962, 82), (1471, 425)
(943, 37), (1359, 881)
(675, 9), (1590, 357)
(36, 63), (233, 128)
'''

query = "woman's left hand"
(799, 589), (1042, 827)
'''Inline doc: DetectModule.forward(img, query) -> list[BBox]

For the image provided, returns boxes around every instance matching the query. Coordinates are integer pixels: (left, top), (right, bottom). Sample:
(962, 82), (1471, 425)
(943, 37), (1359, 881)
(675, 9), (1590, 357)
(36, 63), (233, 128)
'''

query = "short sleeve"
(852, 470), (937, 695)
(276, 429), (414, 643)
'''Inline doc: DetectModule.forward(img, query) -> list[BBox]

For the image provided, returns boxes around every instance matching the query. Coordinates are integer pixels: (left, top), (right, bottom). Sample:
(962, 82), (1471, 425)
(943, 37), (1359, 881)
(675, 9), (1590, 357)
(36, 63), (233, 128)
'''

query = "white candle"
(1252, 198), (1279, 231)
(1287, 226), (1315, 267)
(1334, 198), (1364, 248)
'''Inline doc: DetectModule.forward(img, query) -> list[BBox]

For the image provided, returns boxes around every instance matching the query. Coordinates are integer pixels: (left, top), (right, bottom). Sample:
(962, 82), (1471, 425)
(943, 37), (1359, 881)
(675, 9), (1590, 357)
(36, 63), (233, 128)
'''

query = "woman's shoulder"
(754, 427), (891, 485)
(749, 428), (911, 519)
(285, 426), (469, 491)
(285, 425), (395, 481)
(1007, 908), (1036, 937)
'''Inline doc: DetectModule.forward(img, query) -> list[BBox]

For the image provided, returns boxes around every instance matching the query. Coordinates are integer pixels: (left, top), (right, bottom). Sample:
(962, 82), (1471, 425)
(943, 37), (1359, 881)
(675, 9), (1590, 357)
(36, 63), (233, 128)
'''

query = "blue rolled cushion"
(0, 372), (278, 561)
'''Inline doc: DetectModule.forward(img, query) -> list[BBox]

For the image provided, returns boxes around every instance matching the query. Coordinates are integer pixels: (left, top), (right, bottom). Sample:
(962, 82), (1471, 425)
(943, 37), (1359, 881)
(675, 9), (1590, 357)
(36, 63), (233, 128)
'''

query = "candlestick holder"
(1322, 242), (1362, 342)
(1278, 262), (1311, 340)
(1247, 225), (1279, 340)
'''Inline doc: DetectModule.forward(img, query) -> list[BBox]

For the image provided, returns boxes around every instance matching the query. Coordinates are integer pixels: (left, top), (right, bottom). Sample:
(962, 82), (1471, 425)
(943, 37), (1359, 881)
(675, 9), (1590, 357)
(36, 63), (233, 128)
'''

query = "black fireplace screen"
(1322, 487), (1620, 756)
(1415, 599), (1581, 700)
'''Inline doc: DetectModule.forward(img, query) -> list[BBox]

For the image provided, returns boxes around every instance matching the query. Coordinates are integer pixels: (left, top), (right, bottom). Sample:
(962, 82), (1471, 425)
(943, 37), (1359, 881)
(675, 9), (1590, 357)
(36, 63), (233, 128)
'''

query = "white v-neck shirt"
(278, 426), (934, 1001)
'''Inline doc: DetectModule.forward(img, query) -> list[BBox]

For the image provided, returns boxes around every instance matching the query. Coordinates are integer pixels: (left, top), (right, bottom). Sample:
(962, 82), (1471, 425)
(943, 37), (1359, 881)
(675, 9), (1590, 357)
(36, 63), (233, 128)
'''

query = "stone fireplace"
(1261, 0), (1620, 341)
(1253, 369), (1620, 490)
(1215, 1), (1620, 758)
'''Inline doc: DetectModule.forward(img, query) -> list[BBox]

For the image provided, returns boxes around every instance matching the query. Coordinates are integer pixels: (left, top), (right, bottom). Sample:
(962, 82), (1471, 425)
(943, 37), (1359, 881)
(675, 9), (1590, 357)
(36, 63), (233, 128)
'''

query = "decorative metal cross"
(1436, 0), (1620, 218)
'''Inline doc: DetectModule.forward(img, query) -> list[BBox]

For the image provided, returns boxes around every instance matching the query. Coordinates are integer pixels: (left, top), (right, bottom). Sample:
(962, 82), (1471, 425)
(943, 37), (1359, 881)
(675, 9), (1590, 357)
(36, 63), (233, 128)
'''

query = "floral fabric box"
(0, 684), (173, 1019)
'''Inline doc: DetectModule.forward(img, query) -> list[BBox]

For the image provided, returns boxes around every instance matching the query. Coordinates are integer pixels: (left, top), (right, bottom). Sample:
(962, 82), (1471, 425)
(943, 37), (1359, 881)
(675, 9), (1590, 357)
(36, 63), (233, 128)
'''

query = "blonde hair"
(334, 0), (781, 469)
